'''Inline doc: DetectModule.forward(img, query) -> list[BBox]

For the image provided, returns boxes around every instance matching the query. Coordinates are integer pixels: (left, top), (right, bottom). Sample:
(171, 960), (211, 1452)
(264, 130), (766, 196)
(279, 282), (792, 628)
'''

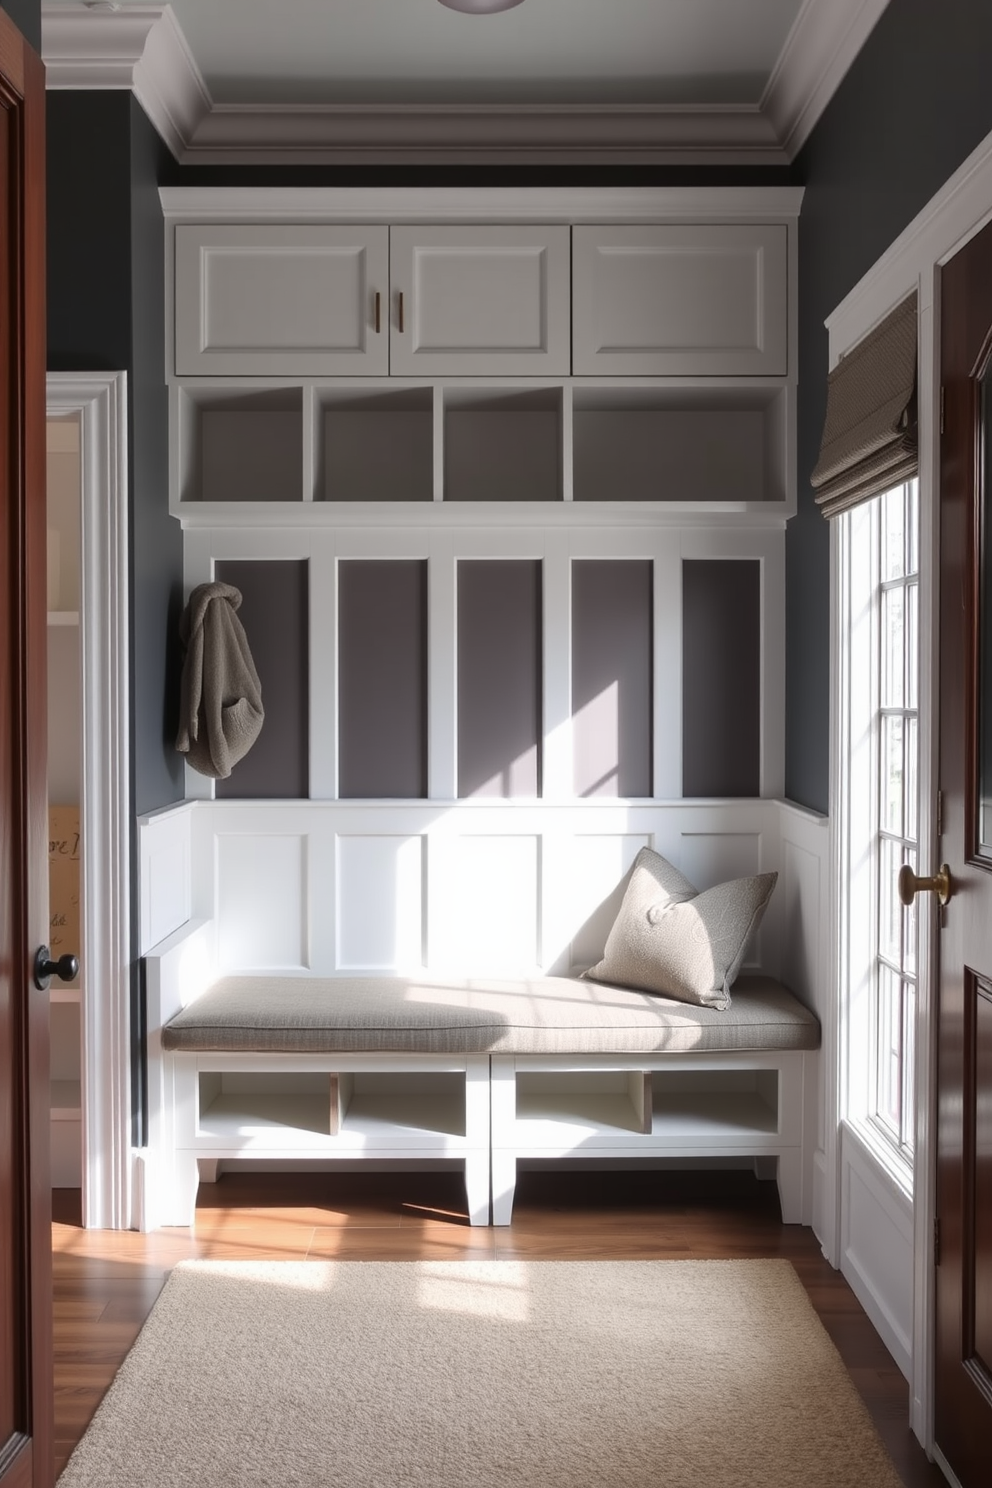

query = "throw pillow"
(583, 846), (777, 1010)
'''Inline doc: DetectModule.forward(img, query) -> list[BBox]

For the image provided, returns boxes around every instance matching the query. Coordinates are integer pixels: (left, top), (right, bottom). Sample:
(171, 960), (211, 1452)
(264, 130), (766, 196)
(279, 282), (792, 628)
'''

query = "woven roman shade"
(812, 293), (918, 518)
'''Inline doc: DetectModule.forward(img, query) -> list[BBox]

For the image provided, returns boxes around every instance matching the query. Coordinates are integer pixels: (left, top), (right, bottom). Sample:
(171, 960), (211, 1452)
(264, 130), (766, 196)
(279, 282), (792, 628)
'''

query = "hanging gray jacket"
(176, 581), (264, 779)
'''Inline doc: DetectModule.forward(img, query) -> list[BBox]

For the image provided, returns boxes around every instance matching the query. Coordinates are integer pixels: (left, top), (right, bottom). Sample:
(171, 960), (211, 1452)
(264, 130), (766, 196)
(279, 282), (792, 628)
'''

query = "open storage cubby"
(195, 1069), (467, 1146)
(514, 1071), (653, 1136)
(510, 1063), (781, 1144)
(649, 1068), (779, 1136)
(571, 384), (788, 505)
(174, 384), (304, 504)
(444, 385), (563, 503)
(316, 385), (434, 503)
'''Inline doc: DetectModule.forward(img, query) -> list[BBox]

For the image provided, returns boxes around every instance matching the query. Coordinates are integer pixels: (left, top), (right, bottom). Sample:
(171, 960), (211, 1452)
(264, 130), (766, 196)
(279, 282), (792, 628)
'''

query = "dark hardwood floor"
(52, 1167), (948, 1485)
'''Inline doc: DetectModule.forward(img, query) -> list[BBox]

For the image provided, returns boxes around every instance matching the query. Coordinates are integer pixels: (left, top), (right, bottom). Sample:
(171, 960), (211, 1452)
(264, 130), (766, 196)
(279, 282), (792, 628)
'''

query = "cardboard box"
(48, 806), (80, 987)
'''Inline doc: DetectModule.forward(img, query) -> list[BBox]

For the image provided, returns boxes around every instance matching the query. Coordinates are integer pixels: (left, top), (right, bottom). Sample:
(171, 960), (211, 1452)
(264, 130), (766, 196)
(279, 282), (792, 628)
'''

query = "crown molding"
(42, 0), (886, 166)
(186, 102), (784, 167)
(762, 0), (891, 159)
(43, 4), (211, 158)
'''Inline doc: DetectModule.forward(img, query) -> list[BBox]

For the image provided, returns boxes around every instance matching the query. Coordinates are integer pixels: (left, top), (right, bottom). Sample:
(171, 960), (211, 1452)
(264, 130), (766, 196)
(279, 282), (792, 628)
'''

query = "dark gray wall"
(682, 560), (760, 798)
(48, 92), (183, 1139)
(791, 0), (992, 812)
(0, 0), (39, 51)
(48, 92), (184, 820)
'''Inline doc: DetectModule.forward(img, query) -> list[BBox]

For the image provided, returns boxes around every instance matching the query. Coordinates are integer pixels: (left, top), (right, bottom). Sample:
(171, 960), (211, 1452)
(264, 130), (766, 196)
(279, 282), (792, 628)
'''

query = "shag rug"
(58, 1258), (904, 1488)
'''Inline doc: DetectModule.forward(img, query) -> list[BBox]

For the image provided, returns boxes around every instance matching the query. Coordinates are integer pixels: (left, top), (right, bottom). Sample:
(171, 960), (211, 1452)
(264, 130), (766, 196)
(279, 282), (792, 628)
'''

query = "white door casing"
(47, 372), (130, 1230)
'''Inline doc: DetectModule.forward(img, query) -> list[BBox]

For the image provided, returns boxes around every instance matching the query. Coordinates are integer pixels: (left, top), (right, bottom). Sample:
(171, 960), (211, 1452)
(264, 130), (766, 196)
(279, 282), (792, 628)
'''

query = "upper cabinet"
(571, 224), (788, 377)
(389, 226), (571, 377)
(174, 224), (390, 377)
(175, 222), (570, 379)
(163, 189), (802, 519)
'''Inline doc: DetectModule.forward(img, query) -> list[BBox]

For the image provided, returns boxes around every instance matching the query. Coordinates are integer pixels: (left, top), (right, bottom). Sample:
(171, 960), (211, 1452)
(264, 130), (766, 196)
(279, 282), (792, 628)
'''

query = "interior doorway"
(45, 372), (131, 1230)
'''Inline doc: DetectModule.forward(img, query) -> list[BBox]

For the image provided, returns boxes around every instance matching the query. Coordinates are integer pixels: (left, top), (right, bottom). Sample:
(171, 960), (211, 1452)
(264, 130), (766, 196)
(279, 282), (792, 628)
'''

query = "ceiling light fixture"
(437, 0), (526, 14)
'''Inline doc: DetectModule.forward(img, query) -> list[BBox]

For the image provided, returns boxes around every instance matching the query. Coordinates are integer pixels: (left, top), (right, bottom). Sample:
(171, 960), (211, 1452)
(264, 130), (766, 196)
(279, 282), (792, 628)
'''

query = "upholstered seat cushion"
(161, 973), (820, 1057)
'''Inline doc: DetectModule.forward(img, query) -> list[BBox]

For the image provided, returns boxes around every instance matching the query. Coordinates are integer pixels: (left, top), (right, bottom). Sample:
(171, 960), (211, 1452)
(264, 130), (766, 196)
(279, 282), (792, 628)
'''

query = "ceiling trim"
(41, 0), (889, 166)
(186, 102), (783, 167)
(761, 0), (890, 159)
(42, 4), (211, 159)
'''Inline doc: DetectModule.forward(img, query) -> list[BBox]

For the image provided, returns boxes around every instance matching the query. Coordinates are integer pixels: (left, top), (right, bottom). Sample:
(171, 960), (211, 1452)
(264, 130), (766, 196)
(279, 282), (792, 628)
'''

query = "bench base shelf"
(491, 1054), (808, 1226)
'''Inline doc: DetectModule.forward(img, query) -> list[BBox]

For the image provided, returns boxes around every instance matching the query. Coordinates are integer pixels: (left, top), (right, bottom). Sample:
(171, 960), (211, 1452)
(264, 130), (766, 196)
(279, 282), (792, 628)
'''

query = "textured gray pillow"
(583, 846), (777, 1010)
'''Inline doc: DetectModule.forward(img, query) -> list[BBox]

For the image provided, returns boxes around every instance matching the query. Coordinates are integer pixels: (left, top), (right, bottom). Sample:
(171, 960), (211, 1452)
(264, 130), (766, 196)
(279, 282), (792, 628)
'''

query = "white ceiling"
(42, 0), (892, 164)
(133, 0), (805, 108)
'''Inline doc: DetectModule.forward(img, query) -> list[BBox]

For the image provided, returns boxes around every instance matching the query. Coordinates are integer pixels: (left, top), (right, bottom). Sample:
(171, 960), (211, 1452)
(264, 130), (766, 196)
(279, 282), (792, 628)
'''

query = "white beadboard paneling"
(565, 833), (650, 972)
(336, 834), (425, 971)
(841, 1124), (914, 1380)
(138, 804), (194, 954)
(433, 834), (540, 972)
(216, 833), (309, 971)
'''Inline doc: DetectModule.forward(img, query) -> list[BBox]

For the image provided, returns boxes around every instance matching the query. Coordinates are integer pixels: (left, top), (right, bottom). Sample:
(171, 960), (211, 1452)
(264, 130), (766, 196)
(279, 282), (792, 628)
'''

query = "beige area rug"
(58, 1258), (903, 1488)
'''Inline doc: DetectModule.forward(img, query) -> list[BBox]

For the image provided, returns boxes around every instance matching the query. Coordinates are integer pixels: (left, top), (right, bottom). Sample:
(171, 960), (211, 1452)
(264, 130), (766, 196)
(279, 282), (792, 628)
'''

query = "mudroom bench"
(144, 918), (820, 1229)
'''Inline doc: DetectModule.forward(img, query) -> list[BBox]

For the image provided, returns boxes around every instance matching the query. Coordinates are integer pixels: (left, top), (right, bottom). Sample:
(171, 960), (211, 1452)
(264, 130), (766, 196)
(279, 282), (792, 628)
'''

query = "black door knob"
(34, 945), (79, 990)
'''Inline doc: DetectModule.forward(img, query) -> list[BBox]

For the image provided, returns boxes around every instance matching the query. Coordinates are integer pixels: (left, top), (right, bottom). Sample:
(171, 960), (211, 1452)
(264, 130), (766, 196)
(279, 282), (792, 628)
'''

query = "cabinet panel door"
(175, 224), (389, 376)
(572, 225), (788, 376)
(390, 226), (570, 376)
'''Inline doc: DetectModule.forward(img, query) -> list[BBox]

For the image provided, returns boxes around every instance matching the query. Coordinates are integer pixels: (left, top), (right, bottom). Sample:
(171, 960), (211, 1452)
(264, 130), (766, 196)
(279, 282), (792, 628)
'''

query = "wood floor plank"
(51, 1170), (947, 1487)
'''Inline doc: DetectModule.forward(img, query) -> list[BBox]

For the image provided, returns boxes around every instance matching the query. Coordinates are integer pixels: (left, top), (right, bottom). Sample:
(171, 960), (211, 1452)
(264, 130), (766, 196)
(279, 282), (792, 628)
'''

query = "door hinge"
(940, 384), (945, 435)
(934, 1216), (941, 1267)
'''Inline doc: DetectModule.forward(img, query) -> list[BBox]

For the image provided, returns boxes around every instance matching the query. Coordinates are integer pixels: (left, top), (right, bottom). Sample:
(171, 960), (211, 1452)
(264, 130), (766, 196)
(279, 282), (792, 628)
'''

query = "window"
(839, 478), (919, 1177)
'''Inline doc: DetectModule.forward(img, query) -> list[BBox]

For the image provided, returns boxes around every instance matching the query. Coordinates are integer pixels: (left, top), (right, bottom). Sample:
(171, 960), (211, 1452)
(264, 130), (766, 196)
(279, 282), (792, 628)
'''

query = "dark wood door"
(0, 11), (51, 1488)
(936, 214), (992, 1488)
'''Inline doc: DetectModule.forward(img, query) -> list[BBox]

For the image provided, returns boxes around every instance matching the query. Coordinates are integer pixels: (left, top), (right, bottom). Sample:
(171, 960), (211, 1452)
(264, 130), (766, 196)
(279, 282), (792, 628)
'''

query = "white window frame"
(838, 480), (919, 1195)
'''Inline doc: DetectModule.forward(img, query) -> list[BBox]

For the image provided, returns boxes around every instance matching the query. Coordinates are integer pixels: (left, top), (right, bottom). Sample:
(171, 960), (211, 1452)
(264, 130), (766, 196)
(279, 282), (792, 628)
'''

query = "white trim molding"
(43, 0), (888, 166)
(762, 0), (890, 161)
(157, 184), (806, 227)
(47, 372), (131, 1232)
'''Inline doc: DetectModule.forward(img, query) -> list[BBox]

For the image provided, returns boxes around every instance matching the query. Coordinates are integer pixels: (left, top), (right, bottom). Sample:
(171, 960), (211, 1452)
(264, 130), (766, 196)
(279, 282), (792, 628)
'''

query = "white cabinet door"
(174, 224), (389, 376)
(389, 226), (570, 376)
(572, 224), (788, 376)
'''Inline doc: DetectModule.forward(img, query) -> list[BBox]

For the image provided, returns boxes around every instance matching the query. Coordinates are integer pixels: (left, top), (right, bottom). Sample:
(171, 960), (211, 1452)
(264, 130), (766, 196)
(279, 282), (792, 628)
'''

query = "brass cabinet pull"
(897, 862), (953, 907)
(374, 291), (381, 334)
(398, 290), (404, 334)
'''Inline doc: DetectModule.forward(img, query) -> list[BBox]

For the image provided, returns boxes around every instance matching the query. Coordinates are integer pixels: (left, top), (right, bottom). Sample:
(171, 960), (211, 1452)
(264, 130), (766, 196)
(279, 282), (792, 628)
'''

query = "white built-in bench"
(144, 917), (820, 1229)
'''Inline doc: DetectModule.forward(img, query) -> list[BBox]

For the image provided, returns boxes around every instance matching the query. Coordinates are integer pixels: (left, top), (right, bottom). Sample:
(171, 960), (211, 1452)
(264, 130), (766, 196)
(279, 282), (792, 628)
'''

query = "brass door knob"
(897, 862), (953, 907)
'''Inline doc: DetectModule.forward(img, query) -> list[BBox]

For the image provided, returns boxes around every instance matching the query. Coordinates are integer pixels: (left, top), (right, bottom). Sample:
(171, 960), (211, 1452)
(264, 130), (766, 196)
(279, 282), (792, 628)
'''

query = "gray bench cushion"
(161, 973), (820, 1057)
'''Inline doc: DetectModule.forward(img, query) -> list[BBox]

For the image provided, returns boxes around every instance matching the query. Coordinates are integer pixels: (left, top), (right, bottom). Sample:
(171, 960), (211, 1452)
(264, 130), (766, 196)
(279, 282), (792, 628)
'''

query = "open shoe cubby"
(511, 1066), (781, 1143)
(170, 380), (792, 516)
(195, 1068), (469, 1150)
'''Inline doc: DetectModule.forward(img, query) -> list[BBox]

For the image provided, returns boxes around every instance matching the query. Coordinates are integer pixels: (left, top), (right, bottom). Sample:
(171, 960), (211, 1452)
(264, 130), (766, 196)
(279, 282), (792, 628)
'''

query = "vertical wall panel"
(572, 560), (653, 797)
(336, 834), (424, 970)
(434, 835), (539, 971)
(339, 559), (427, 798)
(216, 833), (308, 970)
(682, 559), (760, 797)
(215, 559), (309, 799)
(457, 559), (542, 797)
(567, 833), (650, 970)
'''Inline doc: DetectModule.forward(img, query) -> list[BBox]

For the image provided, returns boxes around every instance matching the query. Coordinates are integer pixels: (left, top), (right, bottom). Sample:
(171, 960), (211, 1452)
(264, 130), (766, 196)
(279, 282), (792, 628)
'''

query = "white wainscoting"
(775, 802), (831, 1251)
(152, 797), (796, 978)
(136, 794), (829, 1225)
(137, 801), (194, 954)
(839, 1121), (914, 1379)
(138, 796), (829, 985)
